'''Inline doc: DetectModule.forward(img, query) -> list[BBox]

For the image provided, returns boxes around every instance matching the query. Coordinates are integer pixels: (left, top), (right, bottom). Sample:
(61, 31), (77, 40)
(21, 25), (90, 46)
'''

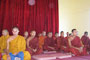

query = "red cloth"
(0, 53), (1, 60)
(26, 37), (43, 55)
(71, 36), (82, 47)
(81, 35), (89, 46)
(44, 37), (56, 51)
(69, 36), (87, 56)
(81, 35), (90, 51)
(53, 37), (61, 51)
(53, 37), (58, 45)
(0, 0), (59, 36)
(60, 36), (69, 52)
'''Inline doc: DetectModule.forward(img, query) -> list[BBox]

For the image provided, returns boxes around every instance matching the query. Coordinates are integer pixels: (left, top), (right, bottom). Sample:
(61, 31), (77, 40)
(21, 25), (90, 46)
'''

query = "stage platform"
(32, 51), (90, 60)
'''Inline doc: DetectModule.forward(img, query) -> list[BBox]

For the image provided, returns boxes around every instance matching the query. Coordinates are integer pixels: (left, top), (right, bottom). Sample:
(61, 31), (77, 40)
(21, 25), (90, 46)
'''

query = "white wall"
(58, 0), (90, 37)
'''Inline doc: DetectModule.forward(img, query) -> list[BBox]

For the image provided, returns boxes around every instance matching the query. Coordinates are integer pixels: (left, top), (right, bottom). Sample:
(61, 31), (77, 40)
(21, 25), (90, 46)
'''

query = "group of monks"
(0, 27), (90, 60)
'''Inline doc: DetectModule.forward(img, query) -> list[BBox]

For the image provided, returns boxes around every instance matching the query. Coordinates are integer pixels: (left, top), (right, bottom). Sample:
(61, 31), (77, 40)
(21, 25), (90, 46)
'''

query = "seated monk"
(44, 32), (56, 51)
(39, 31), (47, 49)
(81, 31), (90, 52)
(2, 27), (31, 60)
(24, 31), (29, 40)
(0, 29), (10, 53)
(68, 29), (87, 56)
(59, 31), (69, 52)
(53, 32), (60, 51)
(38, 33), (42, 37)
(65, 32), (69, 39)
(26, 30), (43, 55)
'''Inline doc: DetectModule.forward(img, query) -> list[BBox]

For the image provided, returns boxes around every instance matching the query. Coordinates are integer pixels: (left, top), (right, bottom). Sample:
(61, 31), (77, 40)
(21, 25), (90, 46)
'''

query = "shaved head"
(84, 31), (88, 36)
(47, 32), (53, 38)
(42, 31), (46, 36)
(72, 29), (77, 36)
(24, 31), (29, 36)
(30, 30), (36, 37)
(12, 27), (19, 32)
(55, 32), (59, 37)
(2, 29), (9, 36)
(60, 31), (64, 36)
(12, 27), (19, 35)
(2, 29), (8, 32)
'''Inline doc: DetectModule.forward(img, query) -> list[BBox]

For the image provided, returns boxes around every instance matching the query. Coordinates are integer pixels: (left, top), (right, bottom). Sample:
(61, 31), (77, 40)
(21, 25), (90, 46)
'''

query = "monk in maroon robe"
(24, 31), (29, 40)
(69, 29), (87, 56)
(53, 33), (60, 51)
(59, 31), (69, 52)
(26, 30), (43, 55)
(44, 32), (56, 51)
(53, 33), (59, 45)
(65, 32), (69, 39)
(81, 32), (90, 51)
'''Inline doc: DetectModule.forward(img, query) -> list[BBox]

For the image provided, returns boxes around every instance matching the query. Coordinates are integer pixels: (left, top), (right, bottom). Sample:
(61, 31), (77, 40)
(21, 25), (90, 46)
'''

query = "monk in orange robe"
(26, 30), (43, 55)
(59, 31), (69, 52)
(0, 29), (10, 53)
(38, 33), (42, 37)
(44, 32), (56, 51)
(81, 31), (90, 51)
(68, 29), (87, 56)
(0, 29), (10, 60)
(2, 27), (31, 60)
(39, 31), (47, 49)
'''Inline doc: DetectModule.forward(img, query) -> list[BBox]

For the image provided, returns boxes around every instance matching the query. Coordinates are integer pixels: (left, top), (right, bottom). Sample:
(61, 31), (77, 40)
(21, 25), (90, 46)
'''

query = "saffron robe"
(39, 36), (47, 49)
(0, 35), (10, 53)
(2, 35), (31, 60)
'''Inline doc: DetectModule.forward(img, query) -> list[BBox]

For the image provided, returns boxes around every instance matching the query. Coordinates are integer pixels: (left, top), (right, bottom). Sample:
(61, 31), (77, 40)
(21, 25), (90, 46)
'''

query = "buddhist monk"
(69, 33), (72, 36)
(0, 29), (10, 53)
(59, 31), (69, 52)
(54, 32), (59, 45)
(0, 29), (10, 60)
(26, 30), (43, 55)
(24, 31), (29, 40)
(39, 31), (47, 49)
(65, 32), (69, 38)
(38, 33), (42, 37)
(81, 31), (90, 52)
(44, 32), (56, 51)
(68, 29), (87, 56)
(53, 33), (60, 51)
(2, 27), (31, 60)
(65, 32), (70, 48)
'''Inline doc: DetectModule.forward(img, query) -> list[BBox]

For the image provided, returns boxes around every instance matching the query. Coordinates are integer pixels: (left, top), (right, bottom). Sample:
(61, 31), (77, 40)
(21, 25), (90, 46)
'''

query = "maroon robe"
(26, 37), (43, 55)
(69, 36), (87, 56)
(81, 35), (90, 51)
(53, 37), (58, 45)
(60, 36), (69, 52)
(44, 37), (55, 51)
(54, 37), (61, 51)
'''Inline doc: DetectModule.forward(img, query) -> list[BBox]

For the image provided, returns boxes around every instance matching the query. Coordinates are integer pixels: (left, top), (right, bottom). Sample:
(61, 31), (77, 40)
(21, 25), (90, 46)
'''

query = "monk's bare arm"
(27, 37), (33, 50)
(6, 36), (13, 53)
(68, 37), (72, 48)
(27, 37), (30, 48)
(80, 41), (84, 47)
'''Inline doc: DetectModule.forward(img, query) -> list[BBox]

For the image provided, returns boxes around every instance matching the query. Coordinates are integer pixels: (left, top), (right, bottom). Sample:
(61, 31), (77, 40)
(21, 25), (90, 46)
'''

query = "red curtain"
(0, 0), (59, 35)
